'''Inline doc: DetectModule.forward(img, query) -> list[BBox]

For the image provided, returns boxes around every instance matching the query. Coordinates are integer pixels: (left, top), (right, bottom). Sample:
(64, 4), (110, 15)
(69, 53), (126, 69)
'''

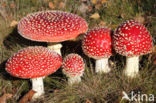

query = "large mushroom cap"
(82, 27), (112, 59)
(6, 46), (62, 78)
(18, 11), (88, 42)
(62, 54), (85, 77)
(113, 20), (153, 57)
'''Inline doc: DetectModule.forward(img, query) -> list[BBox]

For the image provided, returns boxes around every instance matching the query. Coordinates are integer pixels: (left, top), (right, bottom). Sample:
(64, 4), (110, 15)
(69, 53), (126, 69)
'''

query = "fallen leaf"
(152, 45), (156, 53)
(107, 0), (113, 7)
(10, 20), (18, 27)
(59, 2), (65, 9)
(0, 93), (13, 103)
(54, 0), (59, 5)
(121, 13), (126, 18)
(91, 0), (97, 4)
(101, 0), (108, 4)
(134, 16), (145, 24)
(88, 6), (93, 12)
(90, 13), (100, 19)
(10, 3), (16, 8)
(49, 2), (55, 9)
(85, 99), (92, 103)
(18, 90), (36, 103)
(95, 3), (102, 10)
(1, 2), (7, 7)
(98, 21), (107, 26)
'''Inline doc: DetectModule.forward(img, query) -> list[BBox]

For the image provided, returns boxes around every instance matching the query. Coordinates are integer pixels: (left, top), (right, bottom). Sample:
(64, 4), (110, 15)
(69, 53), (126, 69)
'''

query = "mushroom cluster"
(5, 9), (153, 102)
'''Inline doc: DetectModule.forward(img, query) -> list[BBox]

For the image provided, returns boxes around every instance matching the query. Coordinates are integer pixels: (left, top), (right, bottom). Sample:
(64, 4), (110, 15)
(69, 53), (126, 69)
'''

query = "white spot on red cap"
(5, 46), (62, 78)
(113, 20), (153, 57)
(62, 54), (85, 77)
(82, 27), (112, 59)
(18, 11), (88, 42)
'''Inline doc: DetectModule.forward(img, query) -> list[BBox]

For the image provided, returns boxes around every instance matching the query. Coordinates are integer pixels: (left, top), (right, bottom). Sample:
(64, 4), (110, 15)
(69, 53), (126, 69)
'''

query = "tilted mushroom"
(62, 53), (85, 85)
(82, 27), (112, 73)
(18, 11), (88, 55)
(112, 20), (153, 78)
(5, 46), (62, 99)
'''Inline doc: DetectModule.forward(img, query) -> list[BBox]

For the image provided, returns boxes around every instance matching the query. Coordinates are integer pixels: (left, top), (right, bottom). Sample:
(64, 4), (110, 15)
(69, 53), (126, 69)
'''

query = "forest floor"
(0, 0), (155, 103)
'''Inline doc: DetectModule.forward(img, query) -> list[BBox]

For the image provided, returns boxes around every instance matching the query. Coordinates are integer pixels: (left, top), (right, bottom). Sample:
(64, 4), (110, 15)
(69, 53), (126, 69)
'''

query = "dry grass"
(43, 66), (156, 103)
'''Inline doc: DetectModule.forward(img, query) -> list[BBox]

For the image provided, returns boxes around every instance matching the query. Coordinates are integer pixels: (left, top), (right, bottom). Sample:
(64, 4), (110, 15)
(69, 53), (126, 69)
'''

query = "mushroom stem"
(68, 76), (81, 85)
(47, 43), (62, 55)
(124, 56), (139, 78)
(95, 58), (111, 73)
(31, 77), (44, 99)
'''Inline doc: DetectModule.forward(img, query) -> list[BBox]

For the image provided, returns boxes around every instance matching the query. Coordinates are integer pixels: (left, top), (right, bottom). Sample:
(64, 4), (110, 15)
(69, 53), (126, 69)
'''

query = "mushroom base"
(68, 76), (81, 85)
(124, 56), (139, 78)
(95, 58), (111, 73)
(31, 77), (44, 100)
(47, 43), (62, 55)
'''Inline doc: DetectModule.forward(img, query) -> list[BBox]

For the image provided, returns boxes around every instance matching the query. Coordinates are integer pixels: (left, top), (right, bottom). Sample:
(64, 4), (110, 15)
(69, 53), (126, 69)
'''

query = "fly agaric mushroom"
(62, 54), (85, 85)
(113, 20), (153, 78)
(18, 11), (88, 55)
(82, 27), (112, 73)
(5, 46), (62, 99)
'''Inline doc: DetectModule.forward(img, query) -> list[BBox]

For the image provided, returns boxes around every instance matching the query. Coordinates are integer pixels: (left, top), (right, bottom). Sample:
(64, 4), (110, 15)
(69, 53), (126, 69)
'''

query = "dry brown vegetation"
(0, 0), (155, 103)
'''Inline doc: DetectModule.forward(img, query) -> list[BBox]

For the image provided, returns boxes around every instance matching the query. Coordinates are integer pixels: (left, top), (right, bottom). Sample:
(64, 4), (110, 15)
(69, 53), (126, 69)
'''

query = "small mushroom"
(62, 54), (85, 85)
(112, 20), (153, 78)
(18, 11), (88, 55)
(5, 46), (62, 99)
(82, 27), (112, 73)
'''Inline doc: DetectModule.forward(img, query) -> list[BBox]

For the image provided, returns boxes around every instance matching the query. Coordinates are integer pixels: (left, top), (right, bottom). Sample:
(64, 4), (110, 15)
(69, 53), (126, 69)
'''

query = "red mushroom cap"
(82, 27), (112, 59)
(18, 11), (88, 42)
(113, 20), (153, 57)
(62, 54), (85, 77)
(5, 46), (62, 78)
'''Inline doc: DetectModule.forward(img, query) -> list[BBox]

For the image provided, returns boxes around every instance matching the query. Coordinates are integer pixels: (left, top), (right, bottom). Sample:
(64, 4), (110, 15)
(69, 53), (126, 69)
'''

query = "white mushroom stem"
(95, 58), (111, 73)
(31, 77), (44, 99)
(124, 56), (139, 78)
(47, 43), (62, 55)
(68, 76), (81, 85)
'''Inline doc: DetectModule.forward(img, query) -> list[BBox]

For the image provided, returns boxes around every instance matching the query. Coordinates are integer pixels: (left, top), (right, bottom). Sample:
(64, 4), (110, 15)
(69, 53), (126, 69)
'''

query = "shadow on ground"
(3, 27), (47, 50)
